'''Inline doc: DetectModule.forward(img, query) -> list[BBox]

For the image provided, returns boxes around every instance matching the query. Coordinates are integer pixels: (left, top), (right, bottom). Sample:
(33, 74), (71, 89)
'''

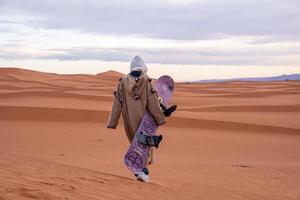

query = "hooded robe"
(107, 56), (166, 142)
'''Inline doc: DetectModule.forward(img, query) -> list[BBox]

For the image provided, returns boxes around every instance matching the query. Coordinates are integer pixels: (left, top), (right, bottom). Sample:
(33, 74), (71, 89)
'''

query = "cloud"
(0, 0), (299, 40)
(2, 42), (300, 66)
(43, 47), (300, 66)
(0, 0), (299, 69)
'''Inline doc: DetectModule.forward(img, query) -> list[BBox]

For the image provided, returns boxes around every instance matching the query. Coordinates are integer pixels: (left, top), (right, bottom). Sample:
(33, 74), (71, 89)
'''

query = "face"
(130, 70), (142, 78)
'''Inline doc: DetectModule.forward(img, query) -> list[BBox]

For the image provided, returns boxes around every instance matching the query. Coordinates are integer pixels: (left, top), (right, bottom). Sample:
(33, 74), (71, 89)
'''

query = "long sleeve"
(107, 82), (123, 129)
(147, 80), (166, 126)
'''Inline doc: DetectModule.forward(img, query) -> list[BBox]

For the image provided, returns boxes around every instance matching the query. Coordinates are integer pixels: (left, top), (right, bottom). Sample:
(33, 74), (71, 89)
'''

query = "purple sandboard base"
(124, 75), (174, 174)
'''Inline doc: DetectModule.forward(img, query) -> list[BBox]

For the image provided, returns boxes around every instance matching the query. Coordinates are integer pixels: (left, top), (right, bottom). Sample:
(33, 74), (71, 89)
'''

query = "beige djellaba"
(107, 74), (166, 142)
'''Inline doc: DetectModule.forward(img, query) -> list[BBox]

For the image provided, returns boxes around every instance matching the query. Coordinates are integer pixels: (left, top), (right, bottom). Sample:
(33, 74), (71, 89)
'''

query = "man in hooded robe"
(107, 55), (166, 182)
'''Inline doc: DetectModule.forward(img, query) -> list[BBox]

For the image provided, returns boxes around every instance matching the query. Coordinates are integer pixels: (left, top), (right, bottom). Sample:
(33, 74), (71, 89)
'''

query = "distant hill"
(197, 74), (300, 83)
(1, 68), (299, 84)
(96, 70), (124, 77)
(0, 67), (124, 82)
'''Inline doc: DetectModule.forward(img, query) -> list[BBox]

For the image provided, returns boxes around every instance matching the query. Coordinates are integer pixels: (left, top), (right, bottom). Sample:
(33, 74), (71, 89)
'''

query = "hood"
(130, 55), (148, 74)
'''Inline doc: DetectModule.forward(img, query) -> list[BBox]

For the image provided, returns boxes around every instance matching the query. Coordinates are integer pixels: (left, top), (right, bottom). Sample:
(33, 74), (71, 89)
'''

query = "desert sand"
(0, 67), (299, 200)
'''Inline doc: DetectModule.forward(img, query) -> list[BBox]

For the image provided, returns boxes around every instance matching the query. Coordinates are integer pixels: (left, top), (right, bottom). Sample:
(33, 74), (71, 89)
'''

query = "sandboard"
(124, 75), (175, 174)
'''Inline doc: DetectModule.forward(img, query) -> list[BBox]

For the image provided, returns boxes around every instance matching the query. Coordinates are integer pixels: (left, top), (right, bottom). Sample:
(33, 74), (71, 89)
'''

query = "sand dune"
(181, 104), (300, 112)
(1, 153), (181, 200)
(0, 67), (300, 200)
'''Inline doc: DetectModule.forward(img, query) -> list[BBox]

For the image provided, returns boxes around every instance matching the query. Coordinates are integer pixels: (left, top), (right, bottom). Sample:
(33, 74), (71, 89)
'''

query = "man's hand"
(160, 103), (177, 117)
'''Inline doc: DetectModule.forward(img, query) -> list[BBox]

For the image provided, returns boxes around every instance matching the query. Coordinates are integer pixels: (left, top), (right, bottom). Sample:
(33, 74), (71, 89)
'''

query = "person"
(106, 55), (169, 182)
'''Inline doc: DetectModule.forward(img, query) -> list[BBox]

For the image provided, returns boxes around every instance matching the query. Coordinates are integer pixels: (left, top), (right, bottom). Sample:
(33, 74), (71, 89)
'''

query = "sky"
(0, 0), (300, 81)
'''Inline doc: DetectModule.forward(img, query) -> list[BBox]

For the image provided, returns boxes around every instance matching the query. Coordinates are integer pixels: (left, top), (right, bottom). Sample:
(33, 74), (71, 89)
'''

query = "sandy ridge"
(1, 67), (300, 200)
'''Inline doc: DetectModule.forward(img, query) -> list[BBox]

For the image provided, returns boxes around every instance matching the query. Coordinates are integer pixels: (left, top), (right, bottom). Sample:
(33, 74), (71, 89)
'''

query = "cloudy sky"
(0, 0), (300, 81)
